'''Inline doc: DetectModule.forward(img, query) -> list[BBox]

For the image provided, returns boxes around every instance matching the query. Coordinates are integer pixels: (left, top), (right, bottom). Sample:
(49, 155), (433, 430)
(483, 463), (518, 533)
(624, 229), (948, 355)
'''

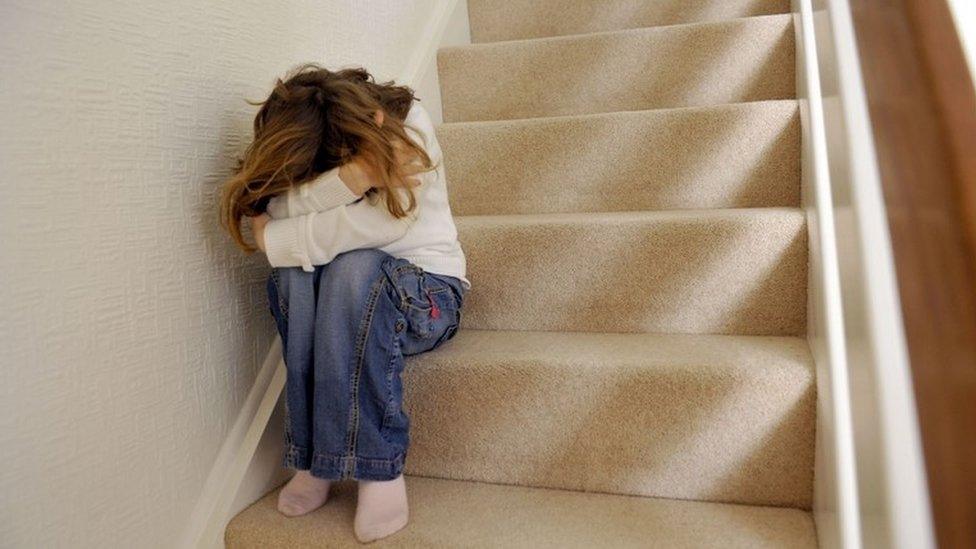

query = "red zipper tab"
(426, 289), (441, 319)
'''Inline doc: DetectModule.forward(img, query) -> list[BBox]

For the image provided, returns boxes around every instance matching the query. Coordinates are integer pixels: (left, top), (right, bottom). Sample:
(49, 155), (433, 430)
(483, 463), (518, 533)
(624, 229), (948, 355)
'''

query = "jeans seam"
(380, 314), (407, 442)
(287, 444), (401, 464)
(270, 269), (289, 317)
(282, 443), (309, 470)
(393, 263), (423, 275)
(282, 445), (405, 475)
(342, 273), (387, 478)
(283, 394), (293, 446)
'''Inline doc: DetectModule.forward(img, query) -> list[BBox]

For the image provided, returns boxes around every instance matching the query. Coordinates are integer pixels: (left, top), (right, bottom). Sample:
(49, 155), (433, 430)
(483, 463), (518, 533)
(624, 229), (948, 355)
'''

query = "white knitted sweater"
(262, 101), (469, 289)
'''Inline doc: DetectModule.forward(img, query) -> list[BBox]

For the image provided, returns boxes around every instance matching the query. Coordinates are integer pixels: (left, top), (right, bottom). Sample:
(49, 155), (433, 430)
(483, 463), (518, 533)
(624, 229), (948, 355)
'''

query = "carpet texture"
(439, 14), (796, 122)
(438, 101), (801, 215)
(226, 477), (818, 548)
(228, 2), (816, 546)
(467, 0), (791, 42)
(456, 208), (807, 335)
(400, 329), (815, 507)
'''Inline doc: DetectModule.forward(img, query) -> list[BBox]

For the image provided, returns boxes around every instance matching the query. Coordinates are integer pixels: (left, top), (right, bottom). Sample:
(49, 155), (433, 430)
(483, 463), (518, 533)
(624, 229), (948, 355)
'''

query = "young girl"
(220, 63), (469, 543)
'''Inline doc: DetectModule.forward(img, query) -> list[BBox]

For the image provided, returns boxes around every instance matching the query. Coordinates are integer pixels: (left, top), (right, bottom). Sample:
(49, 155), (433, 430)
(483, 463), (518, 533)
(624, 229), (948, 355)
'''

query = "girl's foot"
(354, 475), (409, 543)
(277, 470), (332, 517)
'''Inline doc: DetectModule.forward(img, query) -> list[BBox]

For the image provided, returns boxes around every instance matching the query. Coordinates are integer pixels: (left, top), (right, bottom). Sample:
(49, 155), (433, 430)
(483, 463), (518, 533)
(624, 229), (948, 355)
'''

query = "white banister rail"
(805, 1), (936, 548)
(792, 1), (861, 547)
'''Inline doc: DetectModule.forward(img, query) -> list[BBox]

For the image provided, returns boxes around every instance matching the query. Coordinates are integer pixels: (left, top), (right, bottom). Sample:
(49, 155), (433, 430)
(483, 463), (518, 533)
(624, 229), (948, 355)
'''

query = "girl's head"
(220, 62), (432, 252)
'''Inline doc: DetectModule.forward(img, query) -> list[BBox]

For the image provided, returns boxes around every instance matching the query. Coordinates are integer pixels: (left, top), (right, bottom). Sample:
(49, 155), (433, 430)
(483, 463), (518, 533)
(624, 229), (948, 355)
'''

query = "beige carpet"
(226, 477), (817, 548)
(467, 0), (791, 42)
(400, 329), (815, 508)
(438, 101), (801, 215)
(228, 2), (816, 546)
(438, 14), (795, 122)
(457, 208), (807, 335)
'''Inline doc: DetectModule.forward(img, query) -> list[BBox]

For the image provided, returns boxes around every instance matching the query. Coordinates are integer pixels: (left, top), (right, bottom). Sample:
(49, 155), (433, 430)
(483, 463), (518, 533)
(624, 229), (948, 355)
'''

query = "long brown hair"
(219, 63), (433, 252)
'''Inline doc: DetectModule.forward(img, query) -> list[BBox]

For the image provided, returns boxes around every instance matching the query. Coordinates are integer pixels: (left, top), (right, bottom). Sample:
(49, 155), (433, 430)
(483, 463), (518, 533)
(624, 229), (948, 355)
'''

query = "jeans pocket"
(382, 258), (463, 355)
(384, 262), (437, 337)
(423, 283), (462, 351)
(431, 320), (459, 349)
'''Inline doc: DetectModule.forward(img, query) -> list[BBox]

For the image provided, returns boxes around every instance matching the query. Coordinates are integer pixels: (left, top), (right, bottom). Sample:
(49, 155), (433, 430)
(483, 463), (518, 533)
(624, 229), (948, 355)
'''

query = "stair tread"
(439, 14), (795, 121)
(225, 476), (818, 548)
(439, 97), (799, 125)
(438, 100), (801, 215)
(457, 205), (804, 224)
(412, 328), (812, 374)
(468, 0), (791, 42)
(454, 12), (793, 48)
(401, 329), (815, 507)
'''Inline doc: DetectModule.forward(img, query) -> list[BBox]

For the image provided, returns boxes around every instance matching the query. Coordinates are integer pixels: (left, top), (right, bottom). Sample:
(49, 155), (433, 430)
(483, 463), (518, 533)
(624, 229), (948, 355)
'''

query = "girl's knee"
(322, 249), (392, 296)
(331, 249), (390, 271)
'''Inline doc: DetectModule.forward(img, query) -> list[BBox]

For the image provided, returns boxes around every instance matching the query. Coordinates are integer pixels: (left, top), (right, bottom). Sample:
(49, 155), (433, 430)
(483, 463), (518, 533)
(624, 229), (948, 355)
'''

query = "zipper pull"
(426, 288), (441, 319)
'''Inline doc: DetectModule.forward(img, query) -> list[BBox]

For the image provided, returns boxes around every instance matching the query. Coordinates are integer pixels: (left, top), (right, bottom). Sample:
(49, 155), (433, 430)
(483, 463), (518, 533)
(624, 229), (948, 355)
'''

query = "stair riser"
(403, 331), (815, 508)
(468, 0), (791, 42)
(439, 15), (796, 122)
(456, 210), (808, 335)
(439, 101), (801, 215)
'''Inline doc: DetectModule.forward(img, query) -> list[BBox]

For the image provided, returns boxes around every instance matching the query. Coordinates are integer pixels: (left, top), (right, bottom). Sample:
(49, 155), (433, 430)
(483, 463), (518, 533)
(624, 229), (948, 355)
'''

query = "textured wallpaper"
(0, 1), (436, 547)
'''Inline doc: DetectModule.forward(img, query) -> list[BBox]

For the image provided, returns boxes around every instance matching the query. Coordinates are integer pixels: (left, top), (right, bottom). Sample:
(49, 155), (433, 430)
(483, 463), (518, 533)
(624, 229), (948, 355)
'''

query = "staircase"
(226, 1), (817, 546)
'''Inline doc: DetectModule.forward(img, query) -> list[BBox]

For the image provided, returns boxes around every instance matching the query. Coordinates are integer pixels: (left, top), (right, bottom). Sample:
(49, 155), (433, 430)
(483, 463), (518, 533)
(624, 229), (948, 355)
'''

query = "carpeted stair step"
(225, 476), (818, 548)
(456, 208), (807, 336)
(438, 101), (800, 215)
(468, 0), (791, 42)
(438, 14), (795, 122)
(401, 329), (814, 507)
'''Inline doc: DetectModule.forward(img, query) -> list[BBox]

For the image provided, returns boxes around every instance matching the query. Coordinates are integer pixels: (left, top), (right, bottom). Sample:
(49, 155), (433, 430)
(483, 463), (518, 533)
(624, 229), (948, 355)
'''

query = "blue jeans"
(266, 249), (465, 481)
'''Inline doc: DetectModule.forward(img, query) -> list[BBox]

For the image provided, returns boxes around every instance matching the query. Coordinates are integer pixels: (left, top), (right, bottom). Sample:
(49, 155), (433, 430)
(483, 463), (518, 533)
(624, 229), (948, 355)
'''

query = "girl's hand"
(338, 141), (425, 195)
(250, 213), (271, 252)
(393, 139), (426, 189)
(337, 158), (378, 196)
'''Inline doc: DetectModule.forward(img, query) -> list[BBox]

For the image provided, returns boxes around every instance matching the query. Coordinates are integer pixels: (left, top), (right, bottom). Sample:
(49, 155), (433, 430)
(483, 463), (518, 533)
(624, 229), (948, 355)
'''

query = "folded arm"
(261, 188), (417, 271)
(265, 166), (363, 219)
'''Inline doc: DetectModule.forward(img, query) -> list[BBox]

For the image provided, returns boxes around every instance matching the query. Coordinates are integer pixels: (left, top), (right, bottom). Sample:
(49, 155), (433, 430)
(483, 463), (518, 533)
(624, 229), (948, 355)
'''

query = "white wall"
(0, 1), (436, 547)
(947, 0), (976, 81)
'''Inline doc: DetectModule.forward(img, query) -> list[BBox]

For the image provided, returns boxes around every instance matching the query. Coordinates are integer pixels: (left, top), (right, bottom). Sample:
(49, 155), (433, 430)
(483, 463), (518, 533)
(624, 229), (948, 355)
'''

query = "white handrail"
(793, 1), (861, 547)
(814, 1), (936, 547)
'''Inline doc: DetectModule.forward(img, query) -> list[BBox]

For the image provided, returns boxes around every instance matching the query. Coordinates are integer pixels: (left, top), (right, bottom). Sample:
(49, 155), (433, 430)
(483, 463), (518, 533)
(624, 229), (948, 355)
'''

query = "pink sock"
(276, 470), (332, 517)
(354, 475), (409, 542)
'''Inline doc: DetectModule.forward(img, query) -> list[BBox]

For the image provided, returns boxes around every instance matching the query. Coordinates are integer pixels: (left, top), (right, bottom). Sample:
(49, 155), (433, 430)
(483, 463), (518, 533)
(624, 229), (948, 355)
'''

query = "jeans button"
(395, 319), (405, 333)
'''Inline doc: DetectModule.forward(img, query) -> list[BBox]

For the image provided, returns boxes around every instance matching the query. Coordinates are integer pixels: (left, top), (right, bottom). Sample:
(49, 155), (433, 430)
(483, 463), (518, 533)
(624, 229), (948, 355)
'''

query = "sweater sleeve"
(265, 167), (360, 219)
(262, 189), (417, 271)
